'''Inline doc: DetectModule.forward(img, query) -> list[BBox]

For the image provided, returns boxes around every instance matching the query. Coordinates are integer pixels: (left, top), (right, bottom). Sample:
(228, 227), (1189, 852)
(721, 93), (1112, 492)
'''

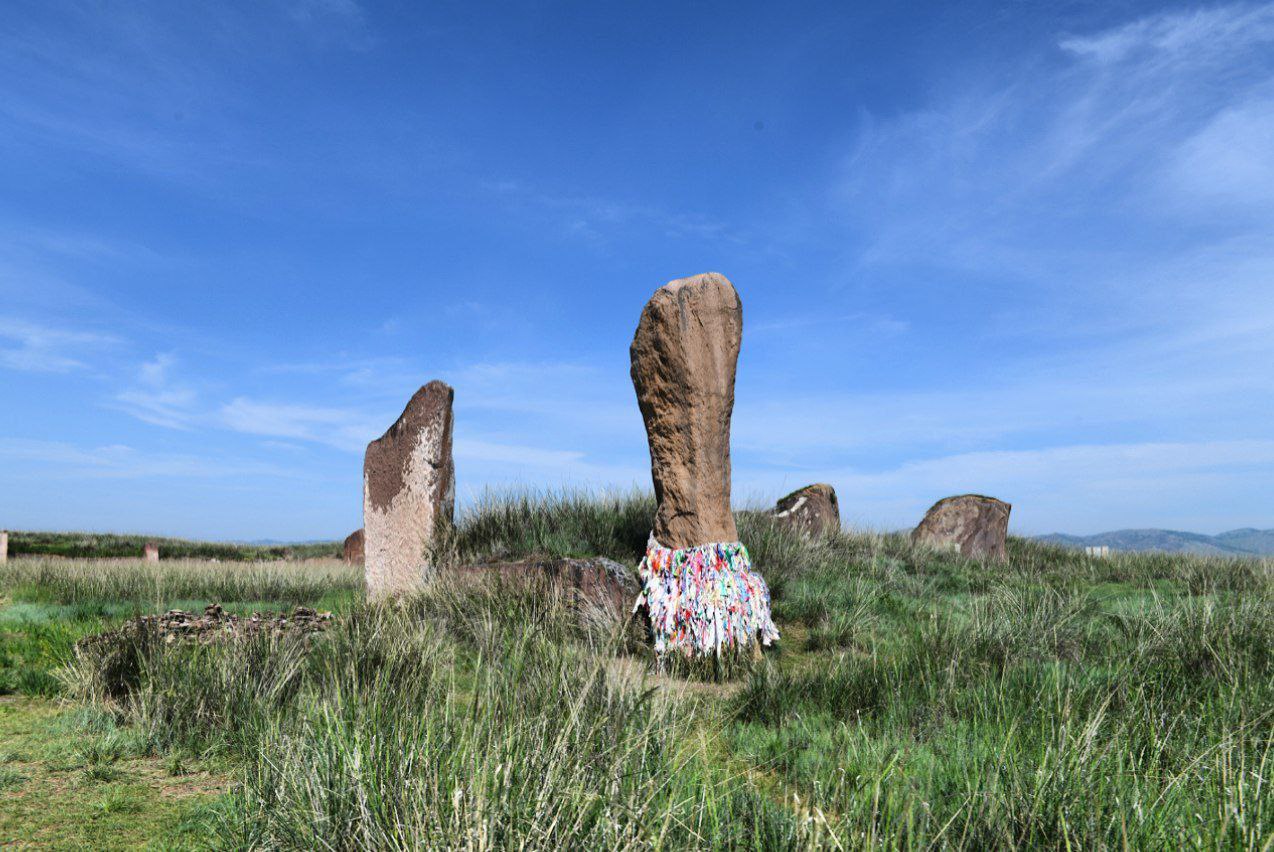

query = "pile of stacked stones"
(350, 272), (1012, 656)
(76, 603), (333, 652)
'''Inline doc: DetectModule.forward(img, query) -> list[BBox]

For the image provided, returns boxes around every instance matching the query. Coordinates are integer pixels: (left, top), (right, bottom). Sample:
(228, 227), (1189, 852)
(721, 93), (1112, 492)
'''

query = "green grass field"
(0, 492), (1269, 849)
(5, 531), (340, 562)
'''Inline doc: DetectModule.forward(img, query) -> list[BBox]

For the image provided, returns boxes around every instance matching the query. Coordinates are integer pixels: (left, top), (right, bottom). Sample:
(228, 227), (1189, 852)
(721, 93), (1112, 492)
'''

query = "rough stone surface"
(75, 604), (334, 699)
(76, 604), (333, 650)
(0, 531), (7, 563)
(143, 542), (159, 562)
(774, 483), (841, 536)
(363, 381), (455, 599)
(342, 528), (365, 564)
(630, 272), (742, 549)
(457, 557), (639, 614)
(912, 494), (1011, 561)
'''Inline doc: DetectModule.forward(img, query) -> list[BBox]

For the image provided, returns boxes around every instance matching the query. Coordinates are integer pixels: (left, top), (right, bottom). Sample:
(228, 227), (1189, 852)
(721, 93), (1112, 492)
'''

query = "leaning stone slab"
(342, 528), (365, 564)
(912, 494), (1011, 561)
(363, 381), (455, 599)
(774, 483), (840, 536)
(630, 272), (742, 550)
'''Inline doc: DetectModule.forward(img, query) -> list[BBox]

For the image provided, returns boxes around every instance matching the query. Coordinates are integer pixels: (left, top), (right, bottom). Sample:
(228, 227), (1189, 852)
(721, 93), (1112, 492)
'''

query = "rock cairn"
(912, 494), (1011, 561)
(342, 528), (365, 564)
(363, 381), (455, 599)
(773, 483), (840, 536)
(76, 603), (333, 650)
(630, 273), (778, 656)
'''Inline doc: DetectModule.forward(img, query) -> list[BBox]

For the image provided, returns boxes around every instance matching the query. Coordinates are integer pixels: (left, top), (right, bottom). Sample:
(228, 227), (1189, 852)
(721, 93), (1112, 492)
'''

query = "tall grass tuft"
(66, 579), (824, 849)
(438, 488), (655, 565)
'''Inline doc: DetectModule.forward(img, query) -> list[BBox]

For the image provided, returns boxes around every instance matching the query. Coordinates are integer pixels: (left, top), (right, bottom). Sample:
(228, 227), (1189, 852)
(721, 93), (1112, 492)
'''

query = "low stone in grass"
(912, 494), (1011, 561)
(456, 557), (639, 615)
(773, 483), (840, 536)
(342, 528), (365, 564)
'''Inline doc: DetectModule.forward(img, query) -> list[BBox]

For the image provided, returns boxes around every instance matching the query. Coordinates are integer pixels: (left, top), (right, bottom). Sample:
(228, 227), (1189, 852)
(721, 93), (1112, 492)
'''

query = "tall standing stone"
(363, 381), (455, 599)
(144, 542), (160, 562)
(912, 494), (1011, 561)
(631, 272), (742, 549)
(0, 531), (7, 563)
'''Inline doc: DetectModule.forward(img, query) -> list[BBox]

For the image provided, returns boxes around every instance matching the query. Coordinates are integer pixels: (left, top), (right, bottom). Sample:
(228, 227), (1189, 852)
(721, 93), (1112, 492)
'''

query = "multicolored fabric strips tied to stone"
(634, 536), (780, 656)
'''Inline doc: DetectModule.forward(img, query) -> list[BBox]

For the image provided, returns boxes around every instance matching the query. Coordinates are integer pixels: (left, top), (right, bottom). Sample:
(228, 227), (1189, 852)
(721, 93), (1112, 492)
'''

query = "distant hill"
(1212, 528), (1274, 555)
(1038, 528), (1274, 557)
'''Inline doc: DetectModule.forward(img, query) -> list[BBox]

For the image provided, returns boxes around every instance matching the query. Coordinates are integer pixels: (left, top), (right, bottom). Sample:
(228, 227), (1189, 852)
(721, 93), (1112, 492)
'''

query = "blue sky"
(2, 0), (1272, 540)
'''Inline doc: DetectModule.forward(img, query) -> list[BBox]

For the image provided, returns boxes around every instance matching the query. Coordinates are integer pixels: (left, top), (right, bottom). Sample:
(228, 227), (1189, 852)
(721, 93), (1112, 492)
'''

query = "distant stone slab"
(342, 528), (365, 564)
(455, 557), (639, 614)
(363, 381), (455, 599)
(912, 494), (1011, 561)
(144, 542), (159, 562)
(630, 272), (742, 550)
(774, 483), (840, 536)
(0, 531), (7, 563)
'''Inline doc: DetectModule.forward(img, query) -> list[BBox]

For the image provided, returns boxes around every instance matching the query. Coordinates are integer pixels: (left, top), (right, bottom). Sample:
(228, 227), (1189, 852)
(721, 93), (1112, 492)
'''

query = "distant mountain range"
(1037, 528), (1274, 557)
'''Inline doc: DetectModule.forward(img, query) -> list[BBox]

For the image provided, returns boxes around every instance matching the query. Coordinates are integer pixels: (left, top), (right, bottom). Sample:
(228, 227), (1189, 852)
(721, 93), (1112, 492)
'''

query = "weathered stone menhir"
(363, 381), (455, 599)
(912, 494), (1011, 561)
(774, 483), (840, 536)
(342, 528), (365, 564)
(144, 542), (159, 562)
(630, 272), (742, 549)
(0, 531), (7, 563)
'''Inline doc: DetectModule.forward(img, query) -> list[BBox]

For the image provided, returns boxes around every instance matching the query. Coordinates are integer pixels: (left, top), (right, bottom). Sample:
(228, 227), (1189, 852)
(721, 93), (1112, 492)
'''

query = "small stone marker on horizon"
(144, 541), (160, 562)
(363, 381), (455, 600)
(0, 530), (8, 563)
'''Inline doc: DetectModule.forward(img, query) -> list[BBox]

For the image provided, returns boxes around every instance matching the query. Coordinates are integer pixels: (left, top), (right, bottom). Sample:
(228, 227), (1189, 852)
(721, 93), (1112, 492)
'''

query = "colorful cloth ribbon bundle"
(634, 535), (780, 656)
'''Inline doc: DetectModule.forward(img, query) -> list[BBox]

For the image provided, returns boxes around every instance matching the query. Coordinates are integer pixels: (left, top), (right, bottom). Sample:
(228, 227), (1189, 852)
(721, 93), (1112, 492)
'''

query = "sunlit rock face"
(630, 272), (742, 550)
(912, 494), (1011, 561)
(363, 381), (455, 599)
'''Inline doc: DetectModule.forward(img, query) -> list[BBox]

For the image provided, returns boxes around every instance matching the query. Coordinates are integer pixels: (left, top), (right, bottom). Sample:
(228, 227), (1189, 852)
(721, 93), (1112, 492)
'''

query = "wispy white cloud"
(115, 353), (200, 429)
(1058, 4), (1274, 65)
(483, 179), (744, 245)
(219, 397), (382, 452)
(0, 437), (296, 479)
(0, 317), (119, 372)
